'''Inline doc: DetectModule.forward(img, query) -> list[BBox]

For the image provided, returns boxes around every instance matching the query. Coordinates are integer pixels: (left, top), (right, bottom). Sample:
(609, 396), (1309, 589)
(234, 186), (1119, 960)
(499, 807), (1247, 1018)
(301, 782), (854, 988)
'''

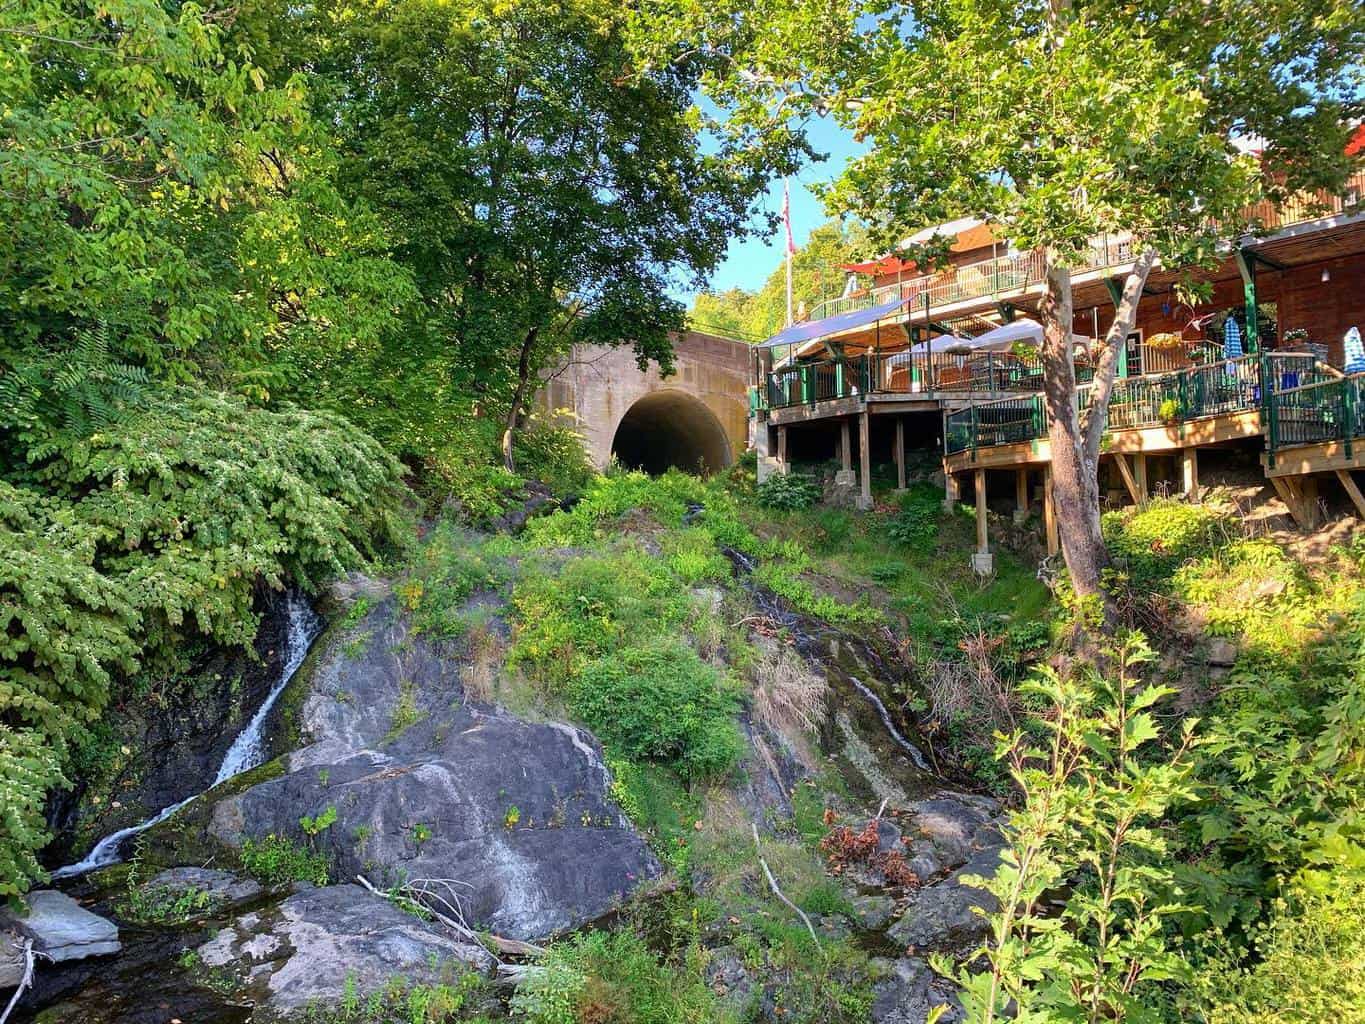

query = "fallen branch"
(0, 939), (36, 1024)
(751, 823), (821, 949)
(356, 875), (546, 962)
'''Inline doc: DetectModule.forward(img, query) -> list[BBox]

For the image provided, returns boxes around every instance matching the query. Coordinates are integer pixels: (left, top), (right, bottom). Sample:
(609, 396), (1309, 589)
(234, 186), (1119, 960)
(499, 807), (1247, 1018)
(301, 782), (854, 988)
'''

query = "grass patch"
(239, 833), (331, 887)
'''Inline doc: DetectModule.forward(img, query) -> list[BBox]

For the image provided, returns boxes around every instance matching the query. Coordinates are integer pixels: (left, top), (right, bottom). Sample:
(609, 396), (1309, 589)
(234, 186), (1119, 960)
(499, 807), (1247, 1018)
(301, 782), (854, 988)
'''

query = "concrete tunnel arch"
(609, 388), (733, 476)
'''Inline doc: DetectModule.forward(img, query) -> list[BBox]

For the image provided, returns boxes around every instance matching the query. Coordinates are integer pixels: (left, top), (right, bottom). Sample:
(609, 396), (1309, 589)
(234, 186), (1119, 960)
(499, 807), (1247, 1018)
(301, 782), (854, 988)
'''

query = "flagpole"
(783, 179), (794, 327)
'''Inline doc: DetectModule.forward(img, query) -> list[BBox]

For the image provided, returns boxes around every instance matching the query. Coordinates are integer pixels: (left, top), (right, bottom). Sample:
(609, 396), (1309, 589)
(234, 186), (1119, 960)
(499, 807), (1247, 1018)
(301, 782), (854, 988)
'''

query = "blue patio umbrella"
(1345, 327), (1365, 375)
(1223, 317), (1243, 360)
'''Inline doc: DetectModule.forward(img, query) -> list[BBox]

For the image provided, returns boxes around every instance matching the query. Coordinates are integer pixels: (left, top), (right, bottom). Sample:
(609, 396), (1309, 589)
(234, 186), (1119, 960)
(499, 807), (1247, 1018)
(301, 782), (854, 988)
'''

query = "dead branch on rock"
(356, 875), (546, 963)
(751, 823), (820, 949)
(0, 939), (37, 1024)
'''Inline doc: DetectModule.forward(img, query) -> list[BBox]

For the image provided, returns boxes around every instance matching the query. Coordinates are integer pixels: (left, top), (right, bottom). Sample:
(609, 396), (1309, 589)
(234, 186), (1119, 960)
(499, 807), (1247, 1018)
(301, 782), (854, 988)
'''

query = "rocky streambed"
(8, 552), (1008, 1024)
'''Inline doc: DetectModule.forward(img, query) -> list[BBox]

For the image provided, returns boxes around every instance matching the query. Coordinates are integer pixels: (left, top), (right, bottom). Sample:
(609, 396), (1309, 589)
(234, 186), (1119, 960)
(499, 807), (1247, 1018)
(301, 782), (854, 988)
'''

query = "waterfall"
(52, 592), (322, 880)
(848, 675), (931, 772)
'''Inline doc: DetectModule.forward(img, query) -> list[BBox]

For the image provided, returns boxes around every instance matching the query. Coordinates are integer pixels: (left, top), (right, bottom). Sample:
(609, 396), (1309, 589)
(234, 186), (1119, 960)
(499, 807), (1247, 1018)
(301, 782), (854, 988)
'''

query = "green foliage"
(571, 639), (744, 783)
(308, 971), (482, 1024)
(0, 0), (412, 393)
(1201, 869), (1365, 1023)
(0, 725), (66, 897)
(886, 484), (942, 546)
(507, 549), (693, 686)
(408, 525), (512, 640)
(753, 554), (882, 629)
(240, 833), (332, 887)
(936, 635), (1198, 1023)
(511, 929), (724, 1024)
(607, 757), (701, 877)
(300, 806), (339, 837)
(756, 472), (822, 512)
(662, 527), (732, 584)
(1102, 499), (1226, 589)
(120, 881), (216, 926)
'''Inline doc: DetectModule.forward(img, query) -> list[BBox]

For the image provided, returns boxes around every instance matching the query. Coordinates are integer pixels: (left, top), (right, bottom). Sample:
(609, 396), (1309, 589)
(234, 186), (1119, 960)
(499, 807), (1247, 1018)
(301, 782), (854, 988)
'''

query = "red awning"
(839, 255), (917, 275)
(1347, 124), (1365, 158)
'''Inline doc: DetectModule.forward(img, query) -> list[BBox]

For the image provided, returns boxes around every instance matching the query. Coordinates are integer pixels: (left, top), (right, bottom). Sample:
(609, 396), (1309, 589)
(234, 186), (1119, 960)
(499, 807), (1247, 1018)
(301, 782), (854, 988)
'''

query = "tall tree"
(279, 0), (799, 470)
(0, 0), (412, 405)
(635, 0), (1364, 605)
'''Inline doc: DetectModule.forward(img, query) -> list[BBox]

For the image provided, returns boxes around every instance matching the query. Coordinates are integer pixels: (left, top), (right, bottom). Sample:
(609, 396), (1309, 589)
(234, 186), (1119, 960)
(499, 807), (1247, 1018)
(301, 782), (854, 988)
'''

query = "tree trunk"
(501, 325), (539, 473)
(1039, 257), (1108, 601)
(1038, 247), (1158, 612)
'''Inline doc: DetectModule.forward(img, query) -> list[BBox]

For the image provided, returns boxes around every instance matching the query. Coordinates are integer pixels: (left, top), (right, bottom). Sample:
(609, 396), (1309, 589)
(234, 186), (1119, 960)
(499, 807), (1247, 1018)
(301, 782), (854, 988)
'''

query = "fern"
(0, 386), (409, 895)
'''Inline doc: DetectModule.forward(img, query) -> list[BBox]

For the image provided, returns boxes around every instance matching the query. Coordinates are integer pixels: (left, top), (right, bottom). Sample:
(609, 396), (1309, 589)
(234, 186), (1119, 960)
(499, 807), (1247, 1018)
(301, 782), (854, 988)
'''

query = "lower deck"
(758, 351), (1365, 568)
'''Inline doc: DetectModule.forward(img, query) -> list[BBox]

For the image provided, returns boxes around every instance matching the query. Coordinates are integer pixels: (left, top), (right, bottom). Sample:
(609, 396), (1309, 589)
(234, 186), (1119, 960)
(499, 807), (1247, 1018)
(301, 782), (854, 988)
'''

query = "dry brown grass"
(925, 625), (1016, 748)
(751, 643), (827, 738)
(462, 623), (504, 704)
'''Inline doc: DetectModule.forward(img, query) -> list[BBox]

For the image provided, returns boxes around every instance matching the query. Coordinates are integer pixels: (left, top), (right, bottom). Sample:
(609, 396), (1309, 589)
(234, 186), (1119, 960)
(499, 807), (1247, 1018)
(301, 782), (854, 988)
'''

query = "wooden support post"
(1113, 454), (1141, 504)
(1299, 474), (1320, 528)
(975, 469), (988, 552)
(1134, 452), (1148, 500)
(895, 418), (906, 491)
(1336, 469), (1365, 520)
(1182, 448), (1200, 502)
(1015, 468), (1029, 513)
(943, 471), (959, 512)
(1043, 465), (1059, 556)
(776, 425), (788, 474)
(971, 467), (993, 573)
(857, 409), (872, 510)
(840, 420), (852, 473)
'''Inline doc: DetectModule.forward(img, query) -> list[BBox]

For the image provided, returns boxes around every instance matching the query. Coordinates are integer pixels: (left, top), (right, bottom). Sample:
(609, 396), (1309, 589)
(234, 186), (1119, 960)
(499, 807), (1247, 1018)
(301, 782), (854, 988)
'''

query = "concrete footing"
(834, 469), (857, 487)
(970, 551), (995, 576)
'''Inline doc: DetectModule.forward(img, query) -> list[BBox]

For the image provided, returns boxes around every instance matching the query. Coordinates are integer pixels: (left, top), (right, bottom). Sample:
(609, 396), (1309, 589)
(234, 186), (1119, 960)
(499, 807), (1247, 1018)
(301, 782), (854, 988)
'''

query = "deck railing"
(945, 353), (1290, 459)
(804, 169), (1365, 328)
(1265, 373), (1365, 460)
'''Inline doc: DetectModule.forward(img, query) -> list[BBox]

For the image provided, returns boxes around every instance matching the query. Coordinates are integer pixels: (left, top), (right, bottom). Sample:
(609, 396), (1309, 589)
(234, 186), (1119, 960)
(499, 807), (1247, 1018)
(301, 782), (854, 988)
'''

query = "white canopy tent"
(966, 317), (1094, 352)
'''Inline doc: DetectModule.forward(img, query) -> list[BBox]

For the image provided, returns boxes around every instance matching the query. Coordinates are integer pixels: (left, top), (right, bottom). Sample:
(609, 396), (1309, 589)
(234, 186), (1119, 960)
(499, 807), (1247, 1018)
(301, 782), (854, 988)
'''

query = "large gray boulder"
(209, 598), (661, 941)
(888, 843), (1004, 952)
(0, 890), (120, 987)
(196, 884), (491, 1014)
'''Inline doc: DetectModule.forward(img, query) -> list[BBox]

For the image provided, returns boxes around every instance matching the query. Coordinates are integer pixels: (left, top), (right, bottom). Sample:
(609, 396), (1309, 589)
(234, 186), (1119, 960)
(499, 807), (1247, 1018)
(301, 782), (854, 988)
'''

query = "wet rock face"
(211, 599), (661, 942)
(44, 590), (293, 865)
(888, 792), (1005, 953)
(196, 884), (491, 1013)
(0, 890), (120, 984)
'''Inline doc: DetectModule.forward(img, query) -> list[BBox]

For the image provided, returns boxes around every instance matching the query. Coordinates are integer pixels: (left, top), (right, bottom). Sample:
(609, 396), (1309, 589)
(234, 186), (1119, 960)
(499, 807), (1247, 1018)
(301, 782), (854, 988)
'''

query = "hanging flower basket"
(1147, 331), (1185, 351)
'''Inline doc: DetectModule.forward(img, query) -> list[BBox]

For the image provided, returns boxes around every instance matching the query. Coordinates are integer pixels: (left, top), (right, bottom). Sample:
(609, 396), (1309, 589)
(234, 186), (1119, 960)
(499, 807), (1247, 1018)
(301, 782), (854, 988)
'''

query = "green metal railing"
(945, 394), (1045, 455)
(1265, 374), (1365, 462)
(765, 355), (872, 409)
(945, 353), (1280, 459)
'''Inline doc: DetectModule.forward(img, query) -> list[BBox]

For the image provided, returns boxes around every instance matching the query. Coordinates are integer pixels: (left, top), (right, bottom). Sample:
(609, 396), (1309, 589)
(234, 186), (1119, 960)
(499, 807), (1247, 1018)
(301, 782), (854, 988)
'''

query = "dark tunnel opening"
(610, 389), (732, 476)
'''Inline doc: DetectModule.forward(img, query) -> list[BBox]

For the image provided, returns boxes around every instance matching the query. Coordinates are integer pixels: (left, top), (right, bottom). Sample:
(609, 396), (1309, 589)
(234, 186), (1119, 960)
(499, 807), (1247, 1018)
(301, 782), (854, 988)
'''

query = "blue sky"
(685, 118), (866, 302)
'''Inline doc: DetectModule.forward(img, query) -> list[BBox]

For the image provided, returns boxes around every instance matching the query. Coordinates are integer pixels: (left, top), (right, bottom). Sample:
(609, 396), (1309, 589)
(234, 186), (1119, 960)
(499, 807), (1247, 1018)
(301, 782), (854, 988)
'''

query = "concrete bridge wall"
(536, 331), (752, 474)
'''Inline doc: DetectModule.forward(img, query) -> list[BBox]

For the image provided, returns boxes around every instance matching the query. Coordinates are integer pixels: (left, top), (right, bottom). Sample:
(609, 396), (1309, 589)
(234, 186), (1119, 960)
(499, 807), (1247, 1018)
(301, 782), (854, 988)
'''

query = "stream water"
(51, 593), (323, 880)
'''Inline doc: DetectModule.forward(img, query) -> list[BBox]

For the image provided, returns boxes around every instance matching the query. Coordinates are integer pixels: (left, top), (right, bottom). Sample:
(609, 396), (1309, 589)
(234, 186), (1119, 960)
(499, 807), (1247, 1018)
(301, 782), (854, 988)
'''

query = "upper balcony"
(803, 168), (1365, 328)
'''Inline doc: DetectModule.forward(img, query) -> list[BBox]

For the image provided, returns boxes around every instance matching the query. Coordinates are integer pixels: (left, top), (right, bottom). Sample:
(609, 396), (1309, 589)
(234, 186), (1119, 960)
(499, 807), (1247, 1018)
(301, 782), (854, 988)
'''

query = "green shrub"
(756, 472), (822, 511)
(570, 639), (743, 782)
(507, 550), (690, 685)
(1102, 499), (1226, 589)
(1202, 870), (1365, 1023)
(409, 524), (512, 639)
(886, 485), (941, 546)
(511, 930), (723, 1024)
(239, 833), (332, 887)
(662, 527), (731, 584)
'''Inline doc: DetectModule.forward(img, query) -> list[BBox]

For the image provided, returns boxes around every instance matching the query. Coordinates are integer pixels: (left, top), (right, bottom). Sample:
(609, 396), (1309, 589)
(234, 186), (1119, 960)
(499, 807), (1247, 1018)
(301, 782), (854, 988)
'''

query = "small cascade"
(213, 596), (322, 784)
(722, 543), (933, 776)
(848, 675), (931, 772)
(52, 592), (322, 880)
